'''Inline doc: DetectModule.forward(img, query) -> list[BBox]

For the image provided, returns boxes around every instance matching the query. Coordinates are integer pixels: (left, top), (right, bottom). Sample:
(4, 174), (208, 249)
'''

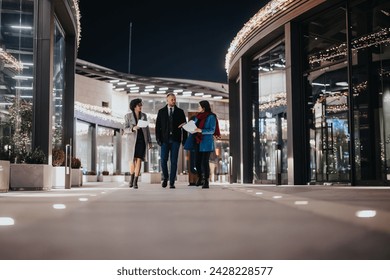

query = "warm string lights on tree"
(225, 0), (296, 73)
(0, 48), (23, 72)
(309, 28), (390, 66)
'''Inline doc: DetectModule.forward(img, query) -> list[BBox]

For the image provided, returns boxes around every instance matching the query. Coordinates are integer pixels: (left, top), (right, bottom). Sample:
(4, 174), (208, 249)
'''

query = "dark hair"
(130, 98), (142, 111)
(199, 100), (211, 113)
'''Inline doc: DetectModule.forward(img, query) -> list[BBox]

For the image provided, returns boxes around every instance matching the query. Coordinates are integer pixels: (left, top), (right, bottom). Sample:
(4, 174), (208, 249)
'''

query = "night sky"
(77, 0), (269, 83)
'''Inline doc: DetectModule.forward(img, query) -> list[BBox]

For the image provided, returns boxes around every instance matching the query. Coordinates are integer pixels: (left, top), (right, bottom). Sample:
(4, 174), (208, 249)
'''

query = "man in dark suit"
(155, 93), (187, 188)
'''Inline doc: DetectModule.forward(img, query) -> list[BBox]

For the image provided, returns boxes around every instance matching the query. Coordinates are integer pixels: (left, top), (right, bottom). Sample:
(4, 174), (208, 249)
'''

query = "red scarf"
(195, 112), (221, 144)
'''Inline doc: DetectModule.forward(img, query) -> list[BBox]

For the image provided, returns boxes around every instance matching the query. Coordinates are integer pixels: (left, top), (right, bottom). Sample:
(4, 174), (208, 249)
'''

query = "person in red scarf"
(191, 100), (220, 188)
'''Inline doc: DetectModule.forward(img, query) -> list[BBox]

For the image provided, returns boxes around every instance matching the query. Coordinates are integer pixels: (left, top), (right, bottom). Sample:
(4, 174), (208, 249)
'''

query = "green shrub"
(25, 147), (47, 164)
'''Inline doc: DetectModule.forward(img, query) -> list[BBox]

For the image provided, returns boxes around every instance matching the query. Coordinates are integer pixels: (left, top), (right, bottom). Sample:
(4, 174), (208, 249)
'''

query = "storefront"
(227, 0), (390, 185)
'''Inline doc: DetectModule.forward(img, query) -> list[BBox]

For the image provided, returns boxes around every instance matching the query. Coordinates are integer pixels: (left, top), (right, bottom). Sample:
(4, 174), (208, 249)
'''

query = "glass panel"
(350, 0), (390, 183)
(253, 42), (287, 184)
(52, 19), (66, 148)
(0, 0), (34, 161)
(97, 126), (115, 175)
(76, 120), (93, 174)
(303, 6), (350, 183)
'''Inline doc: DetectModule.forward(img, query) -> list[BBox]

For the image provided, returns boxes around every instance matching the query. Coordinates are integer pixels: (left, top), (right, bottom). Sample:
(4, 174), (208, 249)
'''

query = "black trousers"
(195, 144), (211, 179)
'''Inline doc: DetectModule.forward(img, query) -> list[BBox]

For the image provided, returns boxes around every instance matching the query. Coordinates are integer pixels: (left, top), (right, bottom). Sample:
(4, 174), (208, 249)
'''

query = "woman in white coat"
(124, 98), (152, 188)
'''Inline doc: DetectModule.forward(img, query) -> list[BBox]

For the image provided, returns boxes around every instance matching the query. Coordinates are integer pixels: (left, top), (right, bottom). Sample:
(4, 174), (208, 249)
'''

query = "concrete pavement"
(0, 181), (390, 259)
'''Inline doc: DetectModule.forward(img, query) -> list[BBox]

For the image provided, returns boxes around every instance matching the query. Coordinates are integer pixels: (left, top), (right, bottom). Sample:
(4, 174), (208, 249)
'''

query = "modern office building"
(0, 0), (80, 163)
(74, 60), (229, 177)
(226, 0), (390, 186)
(0, 0), (229, 179)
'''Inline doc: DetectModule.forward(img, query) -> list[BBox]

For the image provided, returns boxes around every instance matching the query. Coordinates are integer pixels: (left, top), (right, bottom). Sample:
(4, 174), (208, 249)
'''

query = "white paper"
(137, 119), (149, 128)
(182, 120), (197, 133)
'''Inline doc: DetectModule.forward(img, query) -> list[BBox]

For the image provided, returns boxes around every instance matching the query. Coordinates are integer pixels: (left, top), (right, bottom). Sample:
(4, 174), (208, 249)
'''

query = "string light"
(0, 48), (23, 72)
(75, 102), (123, 124)
(259, 92), (287, 111)
(71, 0), (81, 48)
(309, 28), (390, 66)
(226, 1), (390, 73)
(225, 0), (296, 73)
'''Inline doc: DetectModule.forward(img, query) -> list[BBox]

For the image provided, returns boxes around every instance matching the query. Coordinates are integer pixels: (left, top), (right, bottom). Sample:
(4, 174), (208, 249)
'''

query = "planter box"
(98, 175), (112, 182)
(10, 164), (52, 191)
(52, 166), (66, 189)
(83, 175), (97, 182)
(112, 175), (125, 182)
(71, 169), (83, 187)
(0, 160), (10, 193)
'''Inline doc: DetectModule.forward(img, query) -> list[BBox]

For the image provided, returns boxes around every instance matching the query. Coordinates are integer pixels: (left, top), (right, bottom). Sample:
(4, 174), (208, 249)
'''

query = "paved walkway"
(0, 182), (390, 260)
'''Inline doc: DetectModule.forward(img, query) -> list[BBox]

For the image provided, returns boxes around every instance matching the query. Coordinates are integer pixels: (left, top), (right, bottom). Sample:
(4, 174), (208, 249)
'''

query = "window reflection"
(253, 43), (287, 184)
(52, 19), (66, 148)
(0, 0), (34, 158)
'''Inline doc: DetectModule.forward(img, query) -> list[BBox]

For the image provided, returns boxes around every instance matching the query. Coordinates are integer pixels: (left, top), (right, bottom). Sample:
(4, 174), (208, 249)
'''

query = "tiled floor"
(1, 182), (390, 260)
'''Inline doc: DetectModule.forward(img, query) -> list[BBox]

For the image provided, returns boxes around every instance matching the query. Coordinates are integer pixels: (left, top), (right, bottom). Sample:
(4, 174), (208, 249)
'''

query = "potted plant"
(71, 157), (83, 187)
(52, 148), (65, 188)
(98, 170), (111, 182)
(83, 170), (97, 182)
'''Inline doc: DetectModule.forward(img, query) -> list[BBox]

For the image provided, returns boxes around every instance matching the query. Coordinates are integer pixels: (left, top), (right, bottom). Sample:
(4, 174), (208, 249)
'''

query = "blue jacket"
(184, 114), (216, 152)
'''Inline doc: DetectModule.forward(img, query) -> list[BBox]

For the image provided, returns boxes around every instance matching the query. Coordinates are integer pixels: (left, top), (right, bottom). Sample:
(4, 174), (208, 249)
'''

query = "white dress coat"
(124, 110), (152, 162)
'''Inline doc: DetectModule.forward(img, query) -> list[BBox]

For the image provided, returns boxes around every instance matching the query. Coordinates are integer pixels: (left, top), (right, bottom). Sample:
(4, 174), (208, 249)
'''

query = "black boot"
(195, 174), (203, 186)
(202, 178), (209, 189)
(133, 176), (139, 189)
(129, 174), (135, 188)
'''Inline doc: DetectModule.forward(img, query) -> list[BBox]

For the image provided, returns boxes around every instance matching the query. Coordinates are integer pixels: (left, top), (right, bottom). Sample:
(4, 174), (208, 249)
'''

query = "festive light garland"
(225, 0), (296, 73)
(226, 0), (390, 73)
(71, 0), (81, 48)
(0, 48), (23, 72)
(309, 28), (390, 66)
(259, 92), (287, 111)
(75, 101), (123, 124)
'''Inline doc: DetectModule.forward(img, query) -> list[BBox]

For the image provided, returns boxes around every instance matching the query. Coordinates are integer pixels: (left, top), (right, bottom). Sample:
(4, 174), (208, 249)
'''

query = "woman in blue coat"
(191, 100), (219, 189)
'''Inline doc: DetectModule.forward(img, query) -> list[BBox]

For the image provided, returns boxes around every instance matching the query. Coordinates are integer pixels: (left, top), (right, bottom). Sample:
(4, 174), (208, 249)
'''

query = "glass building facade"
(0, 0), (79, 162)
(227, 0), (390, 186)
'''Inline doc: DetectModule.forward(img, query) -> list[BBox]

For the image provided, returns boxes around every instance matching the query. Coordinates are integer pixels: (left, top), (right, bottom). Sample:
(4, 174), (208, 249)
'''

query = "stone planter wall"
(71, 169), (83, 187)
(10, 164), (52, 191)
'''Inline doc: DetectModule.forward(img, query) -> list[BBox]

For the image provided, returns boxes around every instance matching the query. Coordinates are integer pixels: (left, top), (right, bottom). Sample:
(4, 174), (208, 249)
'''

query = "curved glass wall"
(303, 6), (350, 183)
(350, 0), (390, 184)
(0, 0), (34, 160)
(303, 0), (390, 185)
(253, 42), (287, 184)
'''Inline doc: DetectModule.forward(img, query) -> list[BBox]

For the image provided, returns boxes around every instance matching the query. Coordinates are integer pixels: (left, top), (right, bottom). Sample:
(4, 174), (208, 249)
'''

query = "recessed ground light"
(294, 201), (308, 205)
(53, 204), (66, 209)
(0, 217), (15, 226)
(355, 210), (376, 218)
